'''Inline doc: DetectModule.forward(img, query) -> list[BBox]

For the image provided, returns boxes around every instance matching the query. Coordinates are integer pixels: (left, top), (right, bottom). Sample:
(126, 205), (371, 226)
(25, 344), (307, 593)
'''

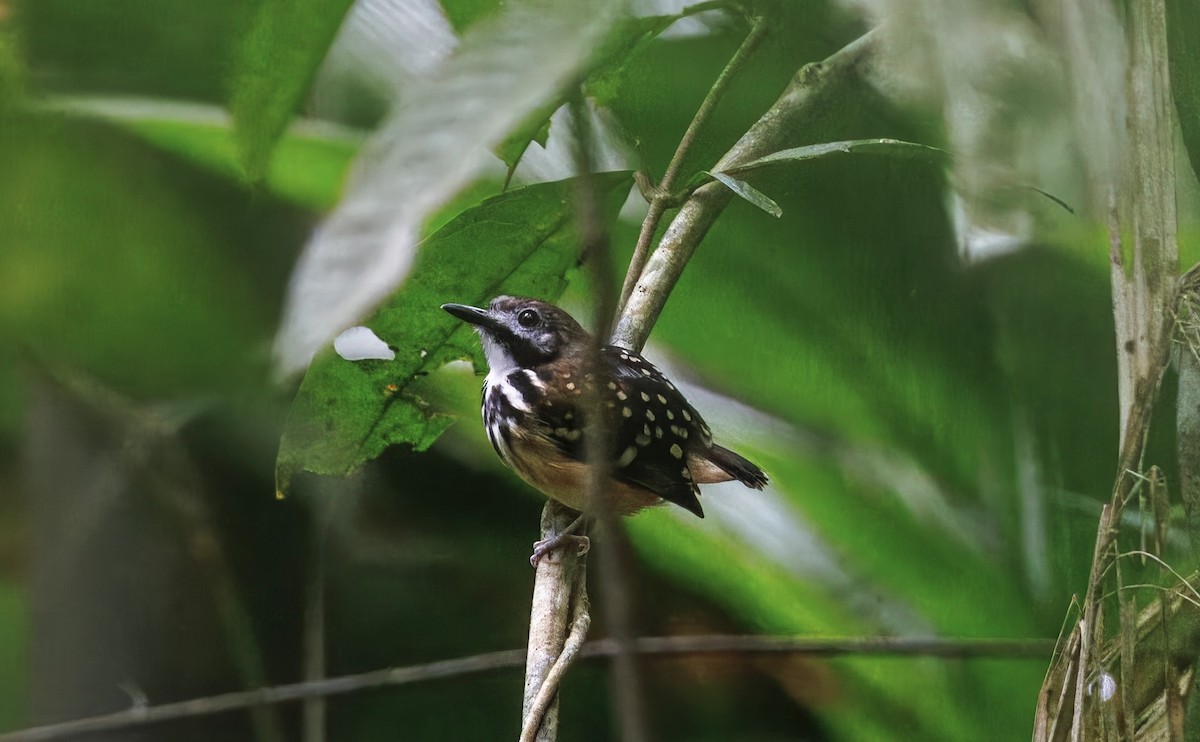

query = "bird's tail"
(708, 445), (768, 489)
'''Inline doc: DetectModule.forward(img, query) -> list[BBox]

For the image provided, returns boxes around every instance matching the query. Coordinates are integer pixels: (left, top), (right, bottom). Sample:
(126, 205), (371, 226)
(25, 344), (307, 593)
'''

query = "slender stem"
(0, 635), (1054, 742)
(612, 29), (878, 351)
(1052, 1), (1179, 737)
(302, 493), (334, 742)
(573, 95), (651, 742)
(617, 15), (771, 314)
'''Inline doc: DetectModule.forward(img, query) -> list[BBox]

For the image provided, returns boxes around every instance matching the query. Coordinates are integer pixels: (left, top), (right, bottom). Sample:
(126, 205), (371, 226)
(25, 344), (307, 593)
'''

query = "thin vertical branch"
(302, 490), (336, 742)
(612, 29), (878, 350)
(619, 15), (770, 312)
(1045, 1), (1180, 737)
(574, 96), (651, 742)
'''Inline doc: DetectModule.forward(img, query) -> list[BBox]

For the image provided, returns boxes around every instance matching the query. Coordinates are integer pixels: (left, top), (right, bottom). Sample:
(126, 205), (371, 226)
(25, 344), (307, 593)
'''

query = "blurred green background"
(0, 0), (1192, 739)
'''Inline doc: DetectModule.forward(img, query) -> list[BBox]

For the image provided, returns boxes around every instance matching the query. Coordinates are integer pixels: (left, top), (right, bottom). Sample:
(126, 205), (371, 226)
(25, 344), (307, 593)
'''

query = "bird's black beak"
(442, 303), (500, 332)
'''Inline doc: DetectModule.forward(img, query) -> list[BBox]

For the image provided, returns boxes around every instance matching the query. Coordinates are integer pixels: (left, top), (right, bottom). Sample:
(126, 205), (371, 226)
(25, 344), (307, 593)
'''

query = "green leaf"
(706, 170), (782, 217)
(1168, 0), (1200, 183)
(228, 0), (357, 179)
(493, 106), (555, 172)
(723, 138), (949, 178)
(585, 14), (683, 105)
(275, 171), (631, 493)
(491, 13), (681, 175)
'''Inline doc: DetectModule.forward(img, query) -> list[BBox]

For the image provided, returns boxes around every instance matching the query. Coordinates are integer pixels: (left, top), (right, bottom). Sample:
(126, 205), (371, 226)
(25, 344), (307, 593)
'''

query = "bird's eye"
(517, 308), (540, 328)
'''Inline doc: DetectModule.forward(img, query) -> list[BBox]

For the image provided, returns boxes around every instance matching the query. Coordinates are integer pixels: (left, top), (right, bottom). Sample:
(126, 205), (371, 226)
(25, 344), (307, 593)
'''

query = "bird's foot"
(530, 534), (590, 567)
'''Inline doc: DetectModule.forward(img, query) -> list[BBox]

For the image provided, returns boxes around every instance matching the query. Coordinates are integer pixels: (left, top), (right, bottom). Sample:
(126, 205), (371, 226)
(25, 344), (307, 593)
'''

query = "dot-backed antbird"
(443, 296), (768, 564)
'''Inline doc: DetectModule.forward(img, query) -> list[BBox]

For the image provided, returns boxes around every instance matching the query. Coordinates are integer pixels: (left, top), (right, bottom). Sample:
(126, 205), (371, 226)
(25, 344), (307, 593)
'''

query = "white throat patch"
(479, 331), (517, 381)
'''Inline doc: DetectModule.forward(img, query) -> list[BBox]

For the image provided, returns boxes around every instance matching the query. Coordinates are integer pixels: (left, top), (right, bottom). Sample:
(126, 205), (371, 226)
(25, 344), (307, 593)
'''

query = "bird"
(442, 296), (768, 564)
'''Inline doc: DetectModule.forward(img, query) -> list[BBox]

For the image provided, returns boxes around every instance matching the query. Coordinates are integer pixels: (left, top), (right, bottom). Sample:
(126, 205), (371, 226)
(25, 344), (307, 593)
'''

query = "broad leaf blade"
(273, 0), (625, 375)
(229, 0), (357, 179)
(276, 171), (631, 492)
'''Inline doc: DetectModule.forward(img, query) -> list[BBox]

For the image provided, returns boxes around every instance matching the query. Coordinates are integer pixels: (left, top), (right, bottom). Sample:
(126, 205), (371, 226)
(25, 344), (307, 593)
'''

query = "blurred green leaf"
(0, 28), (25, 111)
(228, 0), (357, 179)
(0, 582), (25, 732)
(706, 170), (782, 217)
(585, 14), (682, 105)
(276, 171), (631, 493)
(49, 98), (362, 211)
(1168, 0), (1200, 184)
(0, 114), (281, 395)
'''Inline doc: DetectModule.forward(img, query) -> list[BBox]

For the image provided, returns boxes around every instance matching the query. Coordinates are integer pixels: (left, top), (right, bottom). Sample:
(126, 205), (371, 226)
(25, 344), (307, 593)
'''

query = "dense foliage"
(3, 0), (1200, 740)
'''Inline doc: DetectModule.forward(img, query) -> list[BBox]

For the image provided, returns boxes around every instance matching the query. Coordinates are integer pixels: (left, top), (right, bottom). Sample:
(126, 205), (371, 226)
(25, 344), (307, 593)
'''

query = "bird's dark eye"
(517, 308), (540, 328)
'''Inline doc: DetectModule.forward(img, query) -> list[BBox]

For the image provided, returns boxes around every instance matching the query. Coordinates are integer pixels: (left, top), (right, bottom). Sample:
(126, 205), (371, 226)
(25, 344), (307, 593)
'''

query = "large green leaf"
(228, 0), (357, 179)
(0, 113), (278, 395)
(275, 171), (631, 492)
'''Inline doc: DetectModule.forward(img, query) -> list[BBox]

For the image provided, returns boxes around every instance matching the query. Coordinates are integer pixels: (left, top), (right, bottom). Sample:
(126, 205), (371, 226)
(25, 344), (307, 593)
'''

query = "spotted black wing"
(601, 346), (711, 517)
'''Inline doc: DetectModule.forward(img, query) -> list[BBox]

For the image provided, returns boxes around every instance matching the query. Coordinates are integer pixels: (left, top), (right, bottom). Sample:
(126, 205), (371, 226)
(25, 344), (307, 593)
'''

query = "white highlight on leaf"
(318, 0), (458, 106)
(510, 102), (633, 185)
(273, 0), (625, 375)
(654, 346), (987, 553)
(333, 326), (396, 361)
(838, 0), (1124, 261)
(648, 351), (936, 632)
